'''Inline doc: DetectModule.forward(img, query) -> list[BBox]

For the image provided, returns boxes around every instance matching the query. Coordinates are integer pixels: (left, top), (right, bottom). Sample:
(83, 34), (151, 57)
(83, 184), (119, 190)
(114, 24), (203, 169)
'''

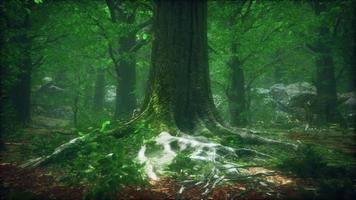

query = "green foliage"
(30, 133), (70, 156)
(64, 130), (147, 199)
(100, 120), (111, 132)
(167, 151), (194, 178)
(58, 119), (161, 199)
(34, 0), (43, 4)
(276, 143), (356, 199)
(167, 151), (217, 182)
(277, 144), (328, 178)
(276, 143), (354, 177)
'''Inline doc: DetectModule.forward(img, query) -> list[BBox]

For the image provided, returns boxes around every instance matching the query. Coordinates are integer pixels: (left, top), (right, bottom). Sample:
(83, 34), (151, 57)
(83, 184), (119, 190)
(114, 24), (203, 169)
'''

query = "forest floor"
(1, 118), (355, 200)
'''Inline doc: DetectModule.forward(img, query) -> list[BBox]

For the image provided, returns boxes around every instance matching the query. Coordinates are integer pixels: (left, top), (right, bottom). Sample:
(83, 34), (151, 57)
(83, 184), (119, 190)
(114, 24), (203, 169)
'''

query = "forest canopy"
(0, 0), (355, 199)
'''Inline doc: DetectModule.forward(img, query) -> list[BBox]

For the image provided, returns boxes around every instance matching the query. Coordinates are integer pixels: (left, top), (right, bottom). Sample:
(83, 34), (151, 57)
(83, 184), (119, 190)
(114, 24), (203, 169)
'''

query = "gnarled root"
(20, 134), (89, 168)
(200, 113), (298, 149)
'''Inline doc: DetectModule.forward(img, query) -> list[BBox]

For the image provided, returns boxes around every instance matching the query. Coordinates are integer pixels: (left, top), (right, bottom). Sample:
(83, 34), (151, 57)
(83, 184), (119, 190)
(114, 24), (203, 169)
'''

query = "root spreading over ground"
(136, 131), (293, 197)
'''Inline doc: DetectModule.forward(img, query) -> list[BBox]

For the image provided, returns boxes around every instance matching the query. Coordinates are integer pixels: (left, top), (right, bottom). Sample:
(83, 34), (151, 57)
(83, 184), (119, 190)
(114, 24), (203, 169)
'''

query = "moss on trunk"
(138, 0), (219, 132)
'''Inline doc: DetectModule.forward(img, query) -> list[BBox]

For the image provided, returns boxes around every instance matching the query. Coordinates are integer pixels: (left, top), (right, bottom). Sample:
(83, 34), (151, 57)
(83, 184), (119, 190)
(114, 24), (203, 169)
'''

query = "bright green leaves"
(102, 6), (111, 18)
(64, 125), (149, 199)
(136, 31), (151, 41)
(142, 33), (149, 40)
(34, 0), (43, 4)
(100, 120), (111, 133)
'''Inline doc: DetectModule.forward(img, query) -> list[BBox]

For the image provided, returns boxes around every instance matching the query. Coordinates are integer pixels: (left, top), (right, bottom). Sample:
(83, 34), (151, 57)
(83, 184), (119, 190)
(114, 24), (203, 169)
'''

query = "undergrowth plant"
(59, 120), (156, 199)
(275, 144), (355, 199)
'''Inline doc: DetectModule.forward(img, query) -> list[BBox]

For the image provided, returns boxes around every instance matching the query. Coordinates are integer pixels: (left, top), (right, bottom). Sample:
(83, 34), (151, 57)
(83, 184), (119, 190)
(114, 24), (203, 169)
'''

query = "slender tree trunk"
(105, 0), (137, 120)
(274, 66), (283, 83)
(351, 0), (356, 128)
(314, 31), (338, 124)
(73, 95), (79, 128)
(114, 32), (137, 119)
(11, 12), (32, 124)
(352, 0), (356, 92)
(312, 3), (340, 125)
(273, 49), (284, 83)
(0, 0), (6, 150)
(92, 68), (105, 111)
(227, 43), (247, 127)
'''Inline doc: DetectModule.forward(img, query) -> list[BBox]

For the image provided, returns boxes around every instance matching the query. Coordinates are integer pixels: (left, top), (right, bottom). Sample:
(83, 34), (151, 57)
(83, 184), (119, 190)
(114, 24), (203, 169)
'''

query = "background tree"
(92, 68), (106, 111)
(209, 1), (305, 126)
(104, 0), (152, 120)
(310, 1), (339, 125)
(2, 0), (34, 124)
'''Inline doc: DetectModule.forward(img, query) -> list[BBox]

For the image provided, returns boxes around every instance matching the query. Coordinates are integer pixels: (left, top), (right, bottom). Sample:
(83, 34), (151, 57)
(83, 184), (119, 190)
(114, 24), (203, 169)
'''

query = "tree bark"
(112, 0), (297, 149)
(273, 49), (284, 83)
(92, 68), (105, 111)
(105, 0), (137, 120)
(114, 32), (137, 119)
(312, 2), (340, 125)
(73, 95), (79, 128)
(0, 0), (6, 150)
(11, 11), (32, 124)
(314, 36), (338, 124)
(140, 0), (221, 132)
(227, 43), (247, 127)
(351, 0), (356, 92)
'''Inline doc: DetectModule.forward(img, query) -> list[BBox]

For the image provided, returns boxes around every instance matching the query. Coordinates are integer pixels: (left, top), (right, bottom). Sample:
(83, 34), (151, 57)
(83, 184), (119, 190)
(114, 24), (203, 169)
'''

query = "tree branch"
(130, 38), (151, 52)
(129, 18), (152, 35)
(91, 17), (110, 42)
(31, 34), (67, 51)
(246, 46), (302, 90)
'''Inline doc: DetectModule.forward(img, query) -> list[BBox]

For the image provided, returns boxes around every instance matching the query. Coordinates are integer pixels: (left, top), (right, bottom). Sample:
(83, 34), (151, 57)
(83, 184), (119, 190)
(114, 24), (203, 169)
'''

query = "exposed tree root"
(235, 148), (274, 158)
(19, 130), (97, 168)
(203, 117), (298, 149)
(20, 106), (296, 169)
(229, 127), (298, 149)
(174, 164), (287, 198)
(111, 108), (298, 150)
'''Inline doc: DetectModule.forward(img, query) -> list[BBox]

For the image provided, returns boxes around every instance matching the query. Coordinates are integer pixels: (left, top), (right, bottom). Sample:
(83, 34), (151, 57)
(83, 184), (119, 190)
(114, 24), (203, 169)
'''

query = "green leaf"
(34, 0), (43, 4)
(100, 120), (111, 132)
(142, 33), (149, 40)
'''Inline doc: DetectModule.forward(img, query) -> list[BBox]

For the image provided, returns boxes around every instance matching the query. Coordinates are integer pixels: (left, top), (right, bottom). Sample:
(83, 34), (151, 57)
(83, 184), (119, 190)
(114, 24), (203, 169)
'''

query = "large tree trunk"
(105, 0), (137, 120)
(113, 0), (296, 149)
(140, 0), (221, 132)
(227, 43), (247, 127)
